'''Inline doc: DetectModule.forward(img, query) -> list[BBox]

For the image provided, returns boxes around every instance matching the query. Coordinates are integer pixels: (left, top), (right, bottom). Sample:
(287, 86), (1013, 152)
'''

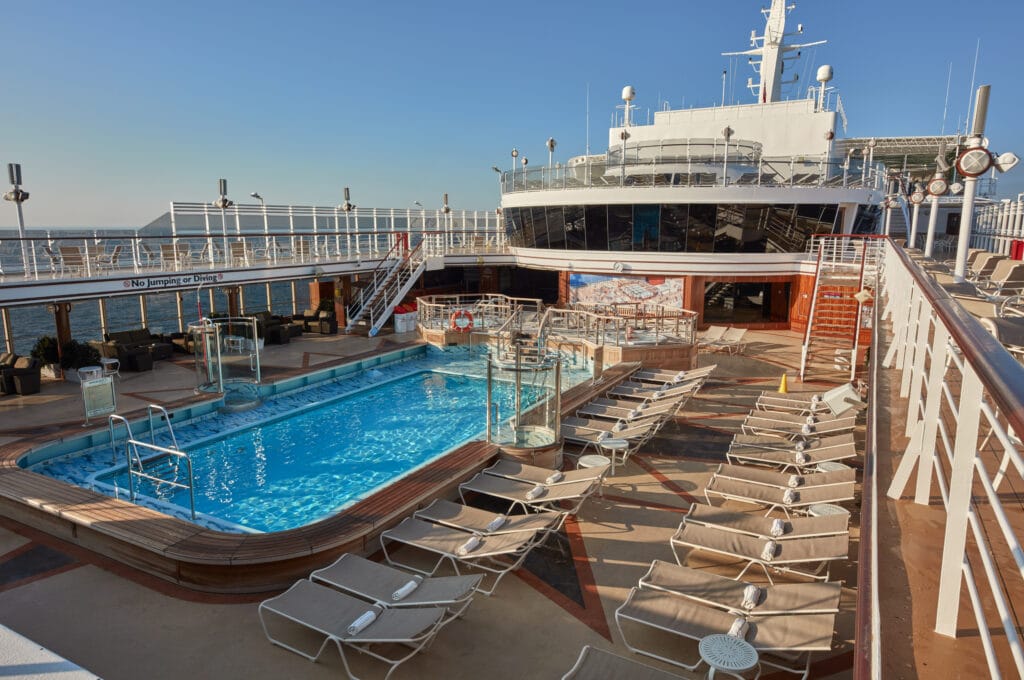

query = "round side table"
(807, 503), (849, 517)
(77, 365), (102, 382)
(100, 357), (120, 380)
(698, 633), (759, 679)
(598, 438), (629, 475)
(577, 454), (612, 496)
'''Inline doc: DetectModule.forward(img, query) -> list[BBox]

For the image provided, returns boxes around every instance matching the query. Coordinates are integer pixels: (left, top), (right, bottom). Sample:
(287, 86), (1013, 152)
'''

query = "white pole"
(924, 196), (940, 258)
(908, 202), (921, 248)
(954, 85), (991, 280)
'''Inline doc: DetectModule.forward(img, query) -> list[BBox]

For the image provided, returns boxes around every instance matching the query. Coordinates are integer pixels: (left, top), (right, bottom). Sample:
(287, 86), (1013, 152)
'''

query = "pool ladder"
(107, 405), (196, 520)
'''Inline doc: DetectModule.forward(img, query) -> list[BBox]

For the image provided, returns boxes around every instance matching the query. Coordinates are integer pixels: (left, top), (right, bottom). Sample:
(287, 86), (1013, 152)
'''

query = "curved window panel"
(504, 208), (526, 247)
(521, 206), (536, 247)
(714, 204), (746, 253)
(687, 204), (716, 252)
(585, 205), (608, 250)
(546, 206), (566, 249)
(659, 204), (687, 252)
(763, 205), (797, 253)
(633, 205), (660, 251)
(564, 206), (586, 250)
(531, 207), (549, 248)
(607, 205), (633, 251)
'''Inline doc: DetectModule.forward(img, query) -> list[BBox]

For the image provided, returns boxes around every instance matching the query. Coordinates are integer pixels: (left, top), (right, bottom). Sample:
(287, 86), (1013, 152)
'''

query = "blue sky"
(3, 0), (1024, 228)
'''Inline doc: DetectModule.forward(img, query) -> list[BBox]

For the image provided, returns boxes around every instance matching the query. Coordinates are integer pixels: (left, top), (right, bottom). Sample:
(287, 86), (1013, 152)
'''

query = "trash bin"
(1011, 239), (1024, 260)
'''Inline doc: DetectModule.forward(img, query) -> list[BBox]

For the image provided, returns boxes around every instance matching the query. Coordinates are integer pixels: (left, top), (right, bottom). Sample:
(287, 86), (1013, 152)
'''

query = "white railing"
(0, 204), (506, 281)
(972, 200), (1024, 257)
(881, 239), (1024, 677)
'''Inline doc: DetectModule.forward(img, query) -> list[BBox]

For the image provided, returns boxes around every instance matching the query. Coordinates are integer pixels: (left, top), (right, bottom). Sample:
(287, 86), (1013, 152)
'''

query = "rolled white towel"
(811, 394), (822, 404)
(526, 484), (545, 500)
(793, 440), (807, 453)
(651, 391), (664, 400)
(629, 408), (641, 419)
(456, 535), (482, 556)
(727, 617), (749, 638)
(761, 540), (777, 562)
(597, 431), (610, 442)
(545, 471), (564, 484)
(674, 371), (686, 382)
(805, 415), (817, 425)
(795, 451), (810, 465)
(801, 423), (813, 435)
(486, 514), (508, 532)
(783, 488), (798, 504)
(613, 422), (626, 432)
(788, 474), (803, 488)
(741, 584), (761, 610)
(392, 579), (420, 601)
(770, 518), (786, 537)
(347, 610), (378, 636)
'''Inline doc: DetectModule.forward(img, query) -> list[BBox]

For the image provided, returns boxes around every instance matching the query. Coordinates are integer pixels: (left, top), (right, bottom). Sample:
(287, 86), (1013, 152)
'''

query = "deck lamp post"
(341, 187), (354, 257)
(251, 192), (270, 255)
(547, 137), (556, 187)
(511, 148), (519, 191)
(4, 163), (31, 276)
(907, 183), (925, 248)
(213, 179), (233, 264)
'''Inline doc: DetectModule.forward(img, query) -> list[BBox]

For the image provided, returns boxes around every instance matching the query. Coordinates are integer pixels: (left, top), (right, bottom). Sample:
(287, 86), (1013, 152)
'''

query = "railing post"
(935, 364), (984, 637)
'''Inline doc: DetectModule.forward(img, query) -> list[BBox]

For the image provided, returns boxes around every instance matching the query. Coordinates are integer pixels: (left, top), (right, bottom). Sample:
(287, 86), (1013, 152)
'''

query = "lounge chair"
(709, 327), (748, 354)
(710, 463), (856, 490)
(741, 411), (857, 439)
(560, 420), (657, 457)
(482, 459), (609, 485)
(606, 379), (702, 402)
(669, 523), (849, 582)
(632, 364), (717, 385)
(638, 560), (842, 615)
(310, 553), (480, 621)
(414, 498), (567, 535)
(258, 579), (448, 680)
(703, 471), (856, 516)
(755, 383), (865, 416)
(458, 472), (601, 516)
(379, 517), (542, 595)
(615, 587), (836, 678)
(562, 414), (662, 433)
(728, 434), (858, 472)
(679, 503), (849, 540)
(577, 398), (682, 423)
(561, 645), (683, 680)
(696, 325), (728, 350)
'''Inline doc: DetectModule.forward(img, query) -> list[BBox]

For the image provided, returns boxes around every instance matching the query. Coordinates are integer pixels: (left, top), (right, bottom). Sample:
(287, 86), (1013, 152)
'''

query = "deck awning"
(834, 135), (962, 178)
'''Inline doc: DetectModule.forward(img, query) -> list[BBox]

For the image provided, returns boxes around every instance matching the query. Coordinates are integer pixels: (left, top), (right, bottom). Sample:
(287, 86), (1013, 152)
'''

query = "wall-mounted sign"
(123, 272), (224, 291)
(82, 376), (117, 425)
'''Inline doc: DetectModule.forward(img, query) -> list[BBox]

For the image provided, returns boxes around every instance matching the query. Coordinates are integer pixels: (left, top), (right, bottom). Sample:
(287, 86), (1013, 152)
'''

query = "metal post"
(1, 307), (14, 353)
(98, 298), (109, 338)
(954, 86), (990, 280)
(924, 195), (940, 258)
(908, 202), (921, 249)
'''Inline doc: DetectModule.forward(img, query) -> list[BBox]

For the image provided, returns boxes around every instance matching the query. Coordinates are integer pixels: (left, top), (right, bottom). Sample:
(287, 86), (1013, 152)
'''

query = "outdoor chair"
(638, 560), (842, 615)
(709, 463), (856, 491)
(577, 397), (684, 423)
(976, 259), (1024, 297)
(727, 434), (859, 472)
(669, 523), (849, 583)
(40, 245), (62, 274)
(703, 473), (855, 517)
(741, 411), (857, 439)
(708, 327), (748, 354)
(560, 420), (657, 462)
(606, 379), (702, 403)
(679, 503), (849, 541)
(615, 587), (836, 679)
(258, 579), (448, 680)
(58, 246), (86, 274)
(414, 498), (568, 535)
(561, 645), (684, 680)
(730, 432), (856, 452)
(94, 244), (122, 271)
(482, 459), (609, 486)
(458, 473), (602, 517)
(379, 517), (543, 596)
(755, 382), (865, 416)
(562, 414), (663, 434)
(696, 325), (728, 350)
(631, 364), (717, 385)
(309, 553), (480, 622)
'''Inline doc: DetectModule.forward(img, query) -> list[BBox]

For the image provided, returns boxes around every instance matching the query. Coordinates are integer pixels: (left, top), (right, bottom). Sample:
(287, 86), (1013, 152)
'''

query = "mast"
(722, 0), (826, 104)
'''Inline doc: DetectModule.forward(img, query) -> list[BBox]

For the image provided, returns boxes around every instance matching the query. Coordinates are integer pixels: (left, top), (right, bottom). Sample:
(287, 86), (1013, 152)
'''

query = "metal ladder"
(107, 405), (196, 520)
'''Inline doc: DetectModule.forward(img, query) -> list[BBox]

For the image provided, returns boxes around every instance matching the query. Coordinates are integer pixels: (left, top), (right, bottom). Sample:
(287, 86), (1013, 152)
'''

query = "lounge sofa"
(1, 356), (41, 396)
(90, 327), (170, 371)
(252, 311), (290, 345)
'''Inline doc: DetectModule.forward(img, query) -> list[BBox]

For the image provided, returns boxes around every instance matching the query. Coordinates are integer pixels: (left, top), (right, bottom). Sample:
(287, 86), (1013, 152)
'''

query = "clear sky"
(3, 0), (1024, 228)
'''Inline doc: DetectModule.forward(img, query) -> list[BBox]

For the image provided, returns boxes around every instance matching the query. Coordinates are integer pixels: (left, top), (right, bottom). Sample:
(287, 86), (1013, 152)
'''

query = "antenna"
(965, 38), (980, 135)
(721, 69), (727, 107)
(941, 62), (952, 135)
(585, 83), (590, 156)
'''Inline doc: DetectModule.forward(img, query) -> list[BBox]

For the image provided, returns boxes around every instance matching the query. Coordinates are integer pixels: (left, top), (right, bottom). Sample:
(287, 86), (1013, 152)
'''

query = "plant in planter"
(30, 336), (61, 379)
(60, 339), (102, 382)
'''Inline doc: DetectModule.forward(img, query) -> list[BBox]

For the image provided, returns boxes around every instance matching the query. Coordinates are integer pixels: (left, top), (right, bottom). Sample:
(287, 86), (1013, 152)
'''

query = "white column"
(923, 196), (940, 258)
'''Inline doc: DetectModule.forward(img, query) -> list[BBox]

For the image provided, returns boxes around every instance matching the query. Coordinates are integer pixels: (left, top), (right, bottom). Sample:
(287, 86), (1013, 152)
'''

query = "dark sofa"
(1, 356), (41, 396)
(253, 311), (290, 345)
(90, 327), (171, 371)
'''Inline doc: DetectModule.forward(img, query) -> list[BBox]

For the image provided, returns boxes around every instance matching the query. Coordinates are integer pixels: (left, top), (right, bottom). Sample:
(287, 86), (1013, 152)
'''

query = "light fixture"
(491, 166), (501, 174)
(250, 191), (264, 206)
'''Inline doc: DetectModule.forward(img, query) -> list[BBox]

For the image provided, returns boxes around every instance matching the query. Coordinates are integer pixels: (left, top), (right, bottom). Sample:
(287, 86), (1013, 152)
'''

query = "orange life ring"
(450, 310), (474, 332)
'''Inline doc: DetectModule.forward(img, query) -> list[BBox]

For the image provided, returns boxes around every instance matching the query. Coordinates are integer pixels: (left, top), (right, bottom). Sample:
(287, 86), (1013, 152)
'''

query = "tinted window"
(687, 204), (716, 252)
(714, 204), (745, 253)
(659, 204), (687, 252)
(546, 206), (566, 249)
(585, 205), (608, 250)
(607, 205), (633, 251)
(633, 205), (660, 251)
(564, 206), (586, 249)
(531, 207), (549, 247)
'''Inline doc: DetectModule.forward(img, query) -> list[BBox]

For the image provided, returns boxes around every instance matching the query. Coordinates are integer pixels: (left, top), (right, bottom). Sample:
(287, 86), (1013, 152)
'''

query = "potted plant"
(59, 339), (102, 383)
(30, 336), (61, 380)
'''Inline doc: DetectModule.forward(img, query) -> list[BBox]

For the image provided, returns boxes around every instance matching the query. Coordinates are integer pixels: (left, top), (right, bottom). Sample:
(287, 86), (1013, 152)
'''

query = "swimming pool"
(29, 346), (588, 533)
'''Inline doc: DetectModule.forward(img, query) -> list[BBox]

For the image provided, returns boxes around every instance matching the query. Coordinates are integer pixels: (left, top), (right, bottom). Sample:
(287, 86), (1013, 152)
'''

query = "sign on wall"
(568, 274), (684, 308)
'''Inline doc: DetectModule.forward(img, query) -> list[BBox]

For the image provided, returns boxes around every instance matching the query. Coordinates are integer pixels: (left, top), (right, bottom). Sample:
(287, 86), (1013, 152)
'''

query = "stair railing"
(800, 240), (826, 380)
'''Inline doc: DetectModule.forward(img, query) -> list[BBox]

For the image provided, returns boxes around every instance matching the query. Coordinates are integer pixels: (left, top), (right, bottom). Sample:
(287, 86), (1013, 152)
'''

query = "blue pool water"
(99, 371), (542, 532)
(29, 346), (582, 533)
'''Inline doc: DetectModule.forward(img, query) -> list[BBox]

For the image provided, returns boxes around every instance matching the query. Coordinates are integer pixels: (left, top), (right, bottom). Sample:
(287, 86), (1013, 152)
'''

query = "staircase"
(800, 238), (880, 382)
(345, 241), (427, 337)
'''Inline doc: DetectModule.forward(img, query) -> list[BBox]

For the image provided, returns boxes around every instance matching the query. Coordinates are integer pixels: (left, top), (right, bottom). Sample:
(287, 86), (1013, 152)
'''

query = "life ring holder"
(450, 309), (474, 333)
